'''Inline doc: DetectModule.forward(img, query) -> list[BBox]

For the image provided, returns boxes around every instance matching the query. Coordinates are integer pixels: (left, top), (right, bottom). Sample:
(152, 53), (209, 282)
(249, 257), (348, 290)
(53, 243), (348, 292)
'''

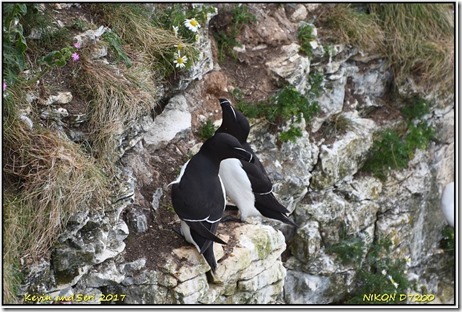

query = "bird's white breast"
(219, 158), (262, 220)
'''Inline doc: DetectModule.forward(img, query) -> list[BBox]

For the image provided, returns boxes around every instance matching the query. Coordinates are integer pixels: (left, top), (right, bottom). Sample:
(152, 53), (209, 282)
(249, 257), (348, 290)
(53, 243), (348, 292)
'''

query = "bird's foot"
(206, 271), (224, 285)
(171, 227), (183, 238)
(225, 204), (239, 211)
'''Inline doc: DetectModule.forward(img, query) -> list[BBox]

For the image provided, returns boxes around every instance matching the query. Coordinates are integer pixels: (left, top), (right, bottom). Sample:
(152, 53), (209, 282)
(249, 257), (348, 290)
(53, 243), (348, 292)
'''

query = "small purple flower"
(71, 52), (80, 62)
(2, 81), (6, 92)
(73, 42), (81, 49)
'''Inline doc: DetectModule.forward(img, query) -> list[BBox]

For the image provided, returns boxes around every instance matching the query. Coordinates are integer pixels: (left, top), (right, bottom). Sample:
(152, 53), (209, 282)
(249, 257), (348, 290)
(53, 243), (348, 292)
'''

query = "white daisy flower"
(381, 269), (387, 276)
(173, 52), (188, 68)
(184, 18), (201, 32)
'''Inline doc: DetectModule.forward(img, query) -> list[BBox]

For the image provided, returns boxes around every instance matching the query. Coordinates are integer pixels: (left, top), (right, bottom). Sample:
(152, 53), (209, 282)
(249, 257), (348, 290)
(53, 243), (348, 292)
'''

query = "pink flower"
(71, 52), (80, 62)
(2, 81), (6, 92)
(73, 42), (81, 49)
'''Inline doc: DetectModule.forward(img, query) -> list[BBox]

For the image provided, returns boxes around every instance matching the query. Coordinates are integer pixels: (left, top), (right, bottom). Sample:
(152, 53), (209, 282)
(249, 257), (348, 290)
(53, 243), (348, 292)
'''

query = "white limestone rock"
(143, 94), (192, 149)
(311, 112), (376, 189)
(266, 43), (311, 94)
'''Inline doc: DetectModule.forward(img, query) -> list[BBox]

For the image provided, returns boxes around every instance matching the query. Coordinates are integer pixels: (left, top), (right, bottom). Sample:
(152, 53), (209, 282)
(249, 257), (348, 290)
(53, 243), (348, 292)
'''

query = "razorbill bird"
(216, 98), (297, 227)
(441, 182), (454, 227)
(169, 132), (254, 272)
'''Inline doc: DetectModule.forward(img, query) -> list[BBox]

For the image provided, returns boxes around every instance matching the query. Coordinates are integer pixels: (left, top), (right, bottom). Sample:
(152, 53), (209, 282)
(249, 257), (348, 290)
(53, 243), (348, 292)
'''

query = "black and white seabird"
(169, 132), (254, 272)
(441, 182), (454, 227)
(216, 98), (297, 227)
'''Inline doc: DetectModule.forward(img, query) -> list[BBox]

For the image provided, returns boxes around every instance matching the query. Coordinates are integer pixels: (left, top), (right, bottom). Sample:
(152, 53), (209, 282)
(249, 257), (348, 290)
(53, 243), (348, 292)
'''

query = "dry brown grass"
(318, 4), (385, 54)
(74, 51), (157, 166)
(3, 87), (109, 303)
(3, 121), (109, 254)
(370, 3), (454, 92)
(3, 3), (181, 303)
(319, 3), (454, 93)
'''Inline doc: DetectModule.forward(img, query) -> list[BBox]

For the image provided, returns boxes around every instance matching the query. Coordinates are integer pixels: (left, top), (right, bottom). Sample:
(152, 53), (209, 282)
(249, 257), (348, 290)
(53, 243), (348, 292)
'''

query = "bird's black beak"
(233, 147), (255, 163)
(219, 98), (237, 121)
(219, 98), (231, 107)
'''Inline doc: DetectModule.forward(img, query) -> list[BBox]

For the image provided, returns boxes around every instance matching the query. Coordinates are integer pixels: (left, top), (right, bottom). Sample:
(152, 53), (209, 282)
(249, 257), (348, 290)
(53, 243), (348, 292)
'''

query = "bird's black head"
(216, 98), (250, 144)
(202, 132), (254, 164)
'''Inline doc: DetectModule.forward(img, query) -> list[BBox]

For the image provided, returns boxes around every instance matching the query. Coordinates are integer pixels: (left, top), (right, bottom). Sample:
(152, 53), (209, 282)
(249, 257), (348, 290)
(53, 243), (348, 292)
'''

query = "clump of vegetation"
(211, 4), (256, 61)
(87, 3), (198, 77)
(321, 3), (454, 92)
(2, 4), (32, 86)
(400, 95), (431, 123)
(270, 85), (320, 142)
(297, 24), (316, 57)
(320, 4), (385, 54)
(319, 113), (352, 140)
(440, 225), (454, 251)
(232, 88), (264, 119)
(363, 95), (434, 181)
(2, 3), (182, 302)
(345, 239), (413, 304)
(197, 119), (216, 140)
(330, 235), (413, 304)
(326, 224), (365, 265)
(371, 4), (454, 92)
(279, 126), (303, 143)
(73, 54), (157, 166)
(232, 71), (322, 142)
(3, 92), (109, 303)
(233, 85), (320, 142)
(102, 31), (132, 67)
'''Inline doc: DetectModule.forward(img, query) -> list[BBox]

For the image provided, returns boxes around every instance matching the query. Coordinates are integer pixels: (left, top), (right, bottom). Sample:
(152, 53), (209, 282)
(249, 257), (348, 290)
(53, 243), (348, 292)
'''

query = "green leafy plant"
(103, 31), (132, 67)
(269, 85), (320, 142)
(328, 235), (413, 304)
(2, 4), (29, 86)
(345, 237), (412, 304)
(363, 129), (411, 181)
(297, 24), (316, 57)
(40, 44), (79, 68)
(440, 225), (454, 251)
(363, 96), (434, 181)
(212, 4), (256, 61)
(405, 121), (434, 152)
(71, 18), (87, 31)
(197, 119), (216, 140)
(232, 72), (322, 142)
(150, 3), (216, 74)
(400, 95), (431, 122)
(308, 70), (324, 97)
(232, 88), (266, 119)
(153, 3), (215, 42)
(327, 236), (365, 266)
(279, 126), (303, 143)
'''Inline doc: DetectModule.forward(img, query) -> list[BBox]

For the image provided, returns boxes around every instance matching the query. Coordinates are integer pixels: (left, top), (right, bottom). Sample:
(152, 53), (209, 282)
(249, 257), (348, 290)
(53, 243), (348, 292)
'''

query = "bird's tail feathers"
(187, 221), (227, 247)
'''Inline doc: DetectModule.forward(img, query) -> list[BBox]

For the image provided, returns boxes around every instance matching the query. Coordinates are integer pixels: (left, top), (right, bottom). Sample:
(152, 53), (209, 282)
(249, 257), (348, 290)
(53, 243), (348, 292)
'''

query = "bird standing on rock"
(169, 132), (255, 273)
(216, 98), (297, 227)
